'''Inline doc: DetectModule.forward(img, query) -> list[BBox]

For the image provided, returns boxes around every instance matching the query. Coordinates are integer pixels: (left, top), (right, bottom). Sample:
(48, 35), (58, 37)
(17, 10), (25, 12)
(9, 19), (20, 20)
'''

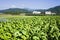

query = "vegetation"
(48, 6), (60, 15)
(0, 16), (60, 40)
(0, 8), (32, 15)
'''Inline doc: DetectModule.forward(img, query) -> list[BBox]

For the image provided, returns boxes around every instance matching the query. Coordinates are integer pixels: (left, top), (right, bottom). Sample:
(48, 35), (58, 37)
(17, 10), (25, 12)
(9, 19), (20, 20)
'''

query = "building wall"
(45, 11), (51, 14)
(33, 11), (41, 14)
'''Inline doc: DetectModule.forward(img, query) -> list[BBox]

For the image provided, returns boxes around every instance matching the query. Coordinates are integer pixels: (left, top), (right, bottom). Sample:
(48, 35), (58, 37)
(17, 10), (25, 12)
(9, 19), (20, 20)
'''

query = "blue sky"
(0, 0), (60, 10)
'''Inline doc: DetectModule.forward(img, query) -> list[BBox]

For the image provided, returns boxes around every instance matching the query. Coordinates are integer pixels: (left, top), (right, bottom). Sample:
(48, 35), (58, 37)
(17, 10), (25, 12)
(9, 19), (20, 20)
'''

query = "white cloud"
(21, 4), (24, 6)
(20, 4), (25, 8)
(11, 4), (25, 8)
(11, 5), (16, 8)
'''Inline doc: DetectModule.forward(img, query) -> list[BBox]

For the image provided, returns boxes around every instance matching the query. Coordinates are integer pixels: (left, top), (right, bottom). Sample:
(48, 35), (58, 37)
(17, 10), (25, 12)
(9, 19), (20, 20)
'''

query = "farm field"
(0, 16), (60, 40)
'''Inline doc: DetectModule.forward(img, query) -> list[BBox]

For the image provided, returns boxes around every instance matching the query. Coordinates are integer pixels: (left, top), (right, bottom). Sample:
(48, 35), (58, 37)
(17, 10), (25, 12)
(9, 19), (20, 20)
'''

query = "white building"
(45, 11), (52, 14)
(52, 13), (56, 15)
(45, 11), (56, 15)
(33, 11), (41, 14)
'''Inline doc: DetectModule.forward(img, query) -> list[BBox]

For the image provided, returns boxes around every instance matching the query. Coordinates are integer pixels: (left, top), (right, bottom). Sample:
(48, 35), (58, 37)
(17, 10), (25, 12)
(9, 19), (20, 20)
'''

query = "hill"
(0, 8), (32, 14)
(47, 6), (60, 14)
(0, 6), (60, 15)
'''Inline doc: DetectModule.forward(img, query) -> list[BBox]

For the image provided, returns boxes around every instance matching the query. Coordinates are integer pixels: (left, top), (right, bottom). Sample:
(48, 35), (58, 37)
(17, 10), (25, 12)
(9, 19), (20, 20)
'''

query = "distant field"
(0, 16), (60, 40)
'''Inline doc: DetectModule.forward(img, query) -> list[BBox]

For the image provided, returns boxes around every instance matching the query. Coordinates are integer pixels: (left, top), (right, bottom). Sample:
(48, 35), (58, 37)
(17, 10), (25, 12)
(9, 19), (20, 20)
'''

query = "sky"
(0, 0), (60, 10)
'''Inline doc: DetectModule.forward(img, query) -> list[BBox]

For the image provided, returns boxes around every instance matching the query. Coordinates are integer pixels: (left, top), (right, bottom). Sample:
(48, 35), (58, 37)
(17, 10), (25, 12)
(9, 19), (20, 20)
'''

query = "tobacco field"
(0, 16), (60, 40)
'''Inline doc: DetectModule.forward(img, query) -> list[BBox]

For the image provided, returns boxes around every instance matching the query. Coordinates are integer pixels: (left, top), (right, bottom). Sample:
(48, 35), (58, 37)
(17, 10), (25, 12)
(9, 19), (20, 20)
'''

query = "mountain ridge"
(0, 6), (60, 14)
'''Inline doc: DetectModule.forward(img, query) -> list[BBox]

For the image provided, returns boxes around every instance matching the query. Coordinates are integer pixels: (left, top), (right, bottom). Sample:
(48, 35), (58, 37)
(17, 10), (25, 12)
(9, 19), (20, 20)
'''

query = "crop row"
(0, 16), (60, 40)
